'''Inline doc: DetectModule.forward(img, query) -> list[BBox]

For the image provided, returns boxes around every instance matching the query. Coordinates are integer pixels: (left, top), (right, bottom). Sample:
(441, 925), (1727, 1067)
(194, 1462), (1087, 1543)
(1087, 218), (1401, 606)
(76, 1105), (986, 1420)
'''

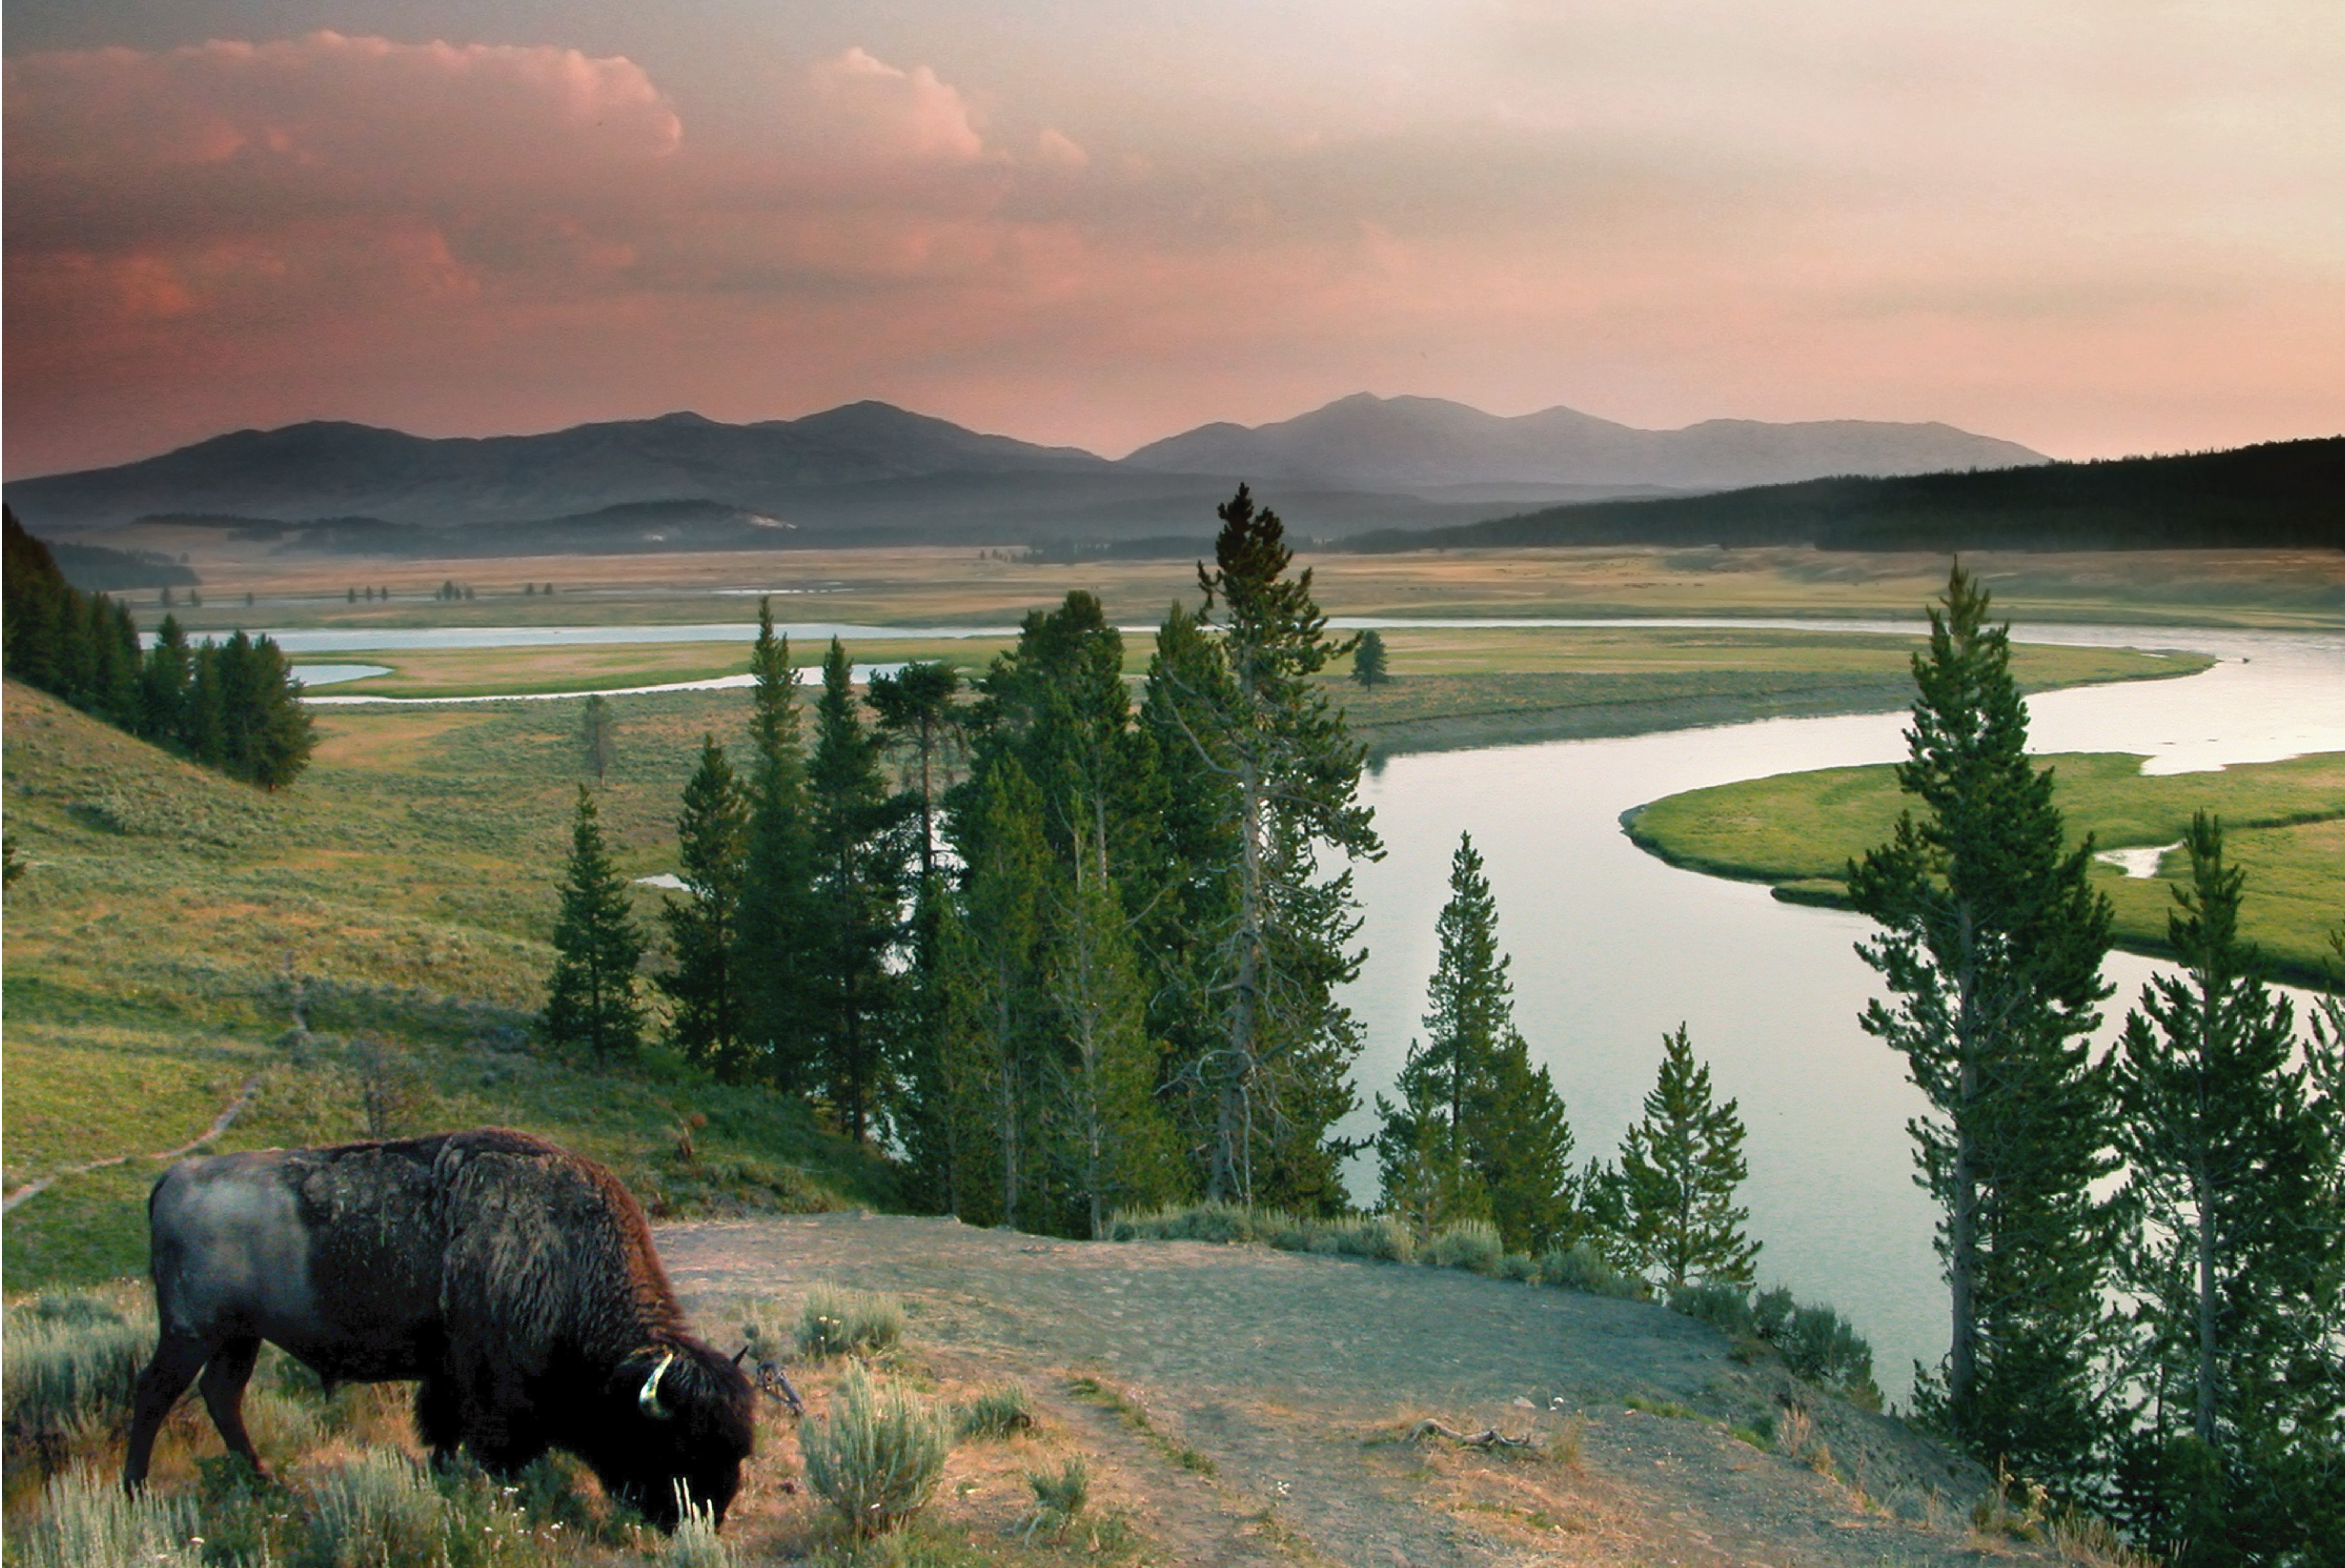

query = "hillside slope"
(7, 394), (2049, 547)
(654, 1212), (2073, 1566)
(0, 679), (899, 1286)
(1353, 436), (2345, 553)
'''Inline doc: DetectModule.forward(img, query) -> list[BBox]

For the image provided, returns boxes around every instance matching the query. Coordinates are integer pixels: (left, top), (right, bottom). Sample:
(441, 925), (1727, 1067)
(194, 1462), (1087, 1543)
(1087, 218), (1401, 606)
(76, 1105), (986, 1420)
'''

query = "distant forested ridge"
(2, 508), (312, 788)
(45, 538), (200, 592)
(1347, 437), (2345, 553)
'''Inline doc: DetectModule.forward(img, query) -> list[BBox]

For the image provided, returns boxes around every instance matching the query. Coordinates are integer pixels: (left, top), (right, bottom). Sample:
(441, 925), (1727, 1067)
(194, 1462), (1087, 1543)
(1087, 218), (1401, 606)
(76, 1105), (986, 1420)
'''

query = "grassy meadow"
(0, 616), (2228, 1289)
(1625, 751), (2345, 983)
(85, 534), (2345, 637)
(305, 621), (2204, 759)
(2, 679), (899, 1290)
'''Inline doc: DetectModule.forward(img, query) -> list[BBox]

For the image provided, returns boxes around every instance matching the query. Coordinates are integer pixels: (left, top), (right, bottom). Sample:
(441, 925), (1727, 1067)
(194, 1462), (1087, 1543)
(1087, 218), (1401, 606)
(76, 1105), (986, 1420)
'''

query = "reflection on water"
(1343, 624), (2345, 1406)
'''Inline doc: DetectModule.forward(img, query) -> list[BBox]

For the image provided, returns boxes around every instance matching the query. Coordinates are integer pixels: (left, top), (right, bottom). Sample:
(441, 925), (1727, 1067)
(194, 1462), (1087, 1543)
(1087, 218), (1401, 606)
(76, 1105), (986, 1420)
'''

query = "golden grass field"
(94, 533), (2345, 637)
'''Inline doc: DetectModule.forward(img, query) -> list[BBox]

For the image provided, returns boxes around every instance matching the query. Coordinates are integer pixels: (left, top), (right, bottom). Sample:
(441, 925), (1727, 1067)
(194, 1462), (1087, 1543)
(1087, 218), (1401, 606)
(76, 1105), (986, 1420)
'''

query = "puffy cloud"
(6, 33), (678, 225)
(5, 9), (2339, 475)
(803, 46), (987, 163)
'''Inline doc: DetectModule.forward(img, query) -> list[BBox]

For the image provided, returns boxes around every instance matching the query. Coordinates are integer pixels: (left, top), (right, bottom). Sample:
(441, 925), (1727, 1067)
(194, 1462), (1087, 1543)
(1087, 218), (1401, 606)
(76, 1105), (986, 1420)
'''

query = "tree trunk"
(1210, 759), (1267, 1204)
(995, 967), (1020, 1229)
(1948, 914), (1982, 1428)
(2194, 1161), (2218, 1446)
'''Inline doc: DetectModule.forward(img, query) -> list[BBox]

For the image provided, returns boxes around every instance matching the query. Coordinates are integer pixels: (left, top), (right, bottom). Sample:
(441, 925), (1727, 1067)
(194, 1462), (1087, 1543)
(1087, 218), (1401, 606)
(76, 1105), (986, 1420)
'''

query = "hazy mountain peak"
(1125, 392), (2044, 493)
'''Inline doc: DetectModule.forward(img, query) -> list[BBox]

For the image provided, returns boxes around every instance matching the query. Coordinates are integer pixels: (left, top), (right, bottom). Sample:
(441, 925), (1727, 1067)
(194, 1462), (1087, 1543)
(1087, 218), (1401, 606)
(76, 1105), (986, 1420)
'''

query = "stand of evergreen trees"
(3, 508), (313, 788)
(538, 512), (2339, 1561)
(1851, 564), (2344, 1561)
(548, 489), (1386, 1233)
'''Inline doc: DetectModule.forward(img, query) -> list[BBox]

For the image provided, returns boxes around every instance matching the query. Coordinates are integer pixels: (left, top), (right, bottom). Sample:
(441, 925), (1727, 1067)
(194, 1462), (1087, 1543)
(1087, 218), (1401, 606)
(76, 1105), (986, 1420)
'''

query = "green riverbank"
(1625, 751), (2345, 985)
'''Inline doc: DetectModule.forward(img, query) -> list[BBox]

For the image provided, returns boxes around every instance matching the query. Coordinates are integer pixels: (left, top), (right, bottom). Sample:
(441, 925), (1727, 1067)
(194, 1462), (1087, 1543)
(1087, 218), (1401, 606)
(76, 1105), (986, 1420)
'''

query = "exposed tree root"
(1405, 1418), (1537, 1450)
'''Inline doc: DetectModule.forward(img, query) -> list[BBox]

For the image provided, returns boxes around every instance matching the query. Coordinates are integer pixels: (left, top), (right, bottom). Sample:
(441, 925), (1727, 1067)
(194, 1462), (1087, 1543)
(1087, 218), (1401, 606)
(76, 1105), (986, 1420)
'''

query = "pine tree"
(807, 638), (908, 1144)
(736, 602), (820, 1090)
(1050, 822), (1178, 1237)
(1847, 563), (2115, 1482)
(1376, 832), (1576, 1251)
(2110, 815), (2341, 1562)
(934, 593), (1181, 1233)
(660, 737), (751, 1076)
(1479, 1036), (1580, 1256)
(1351, 627), (1390, 687)
(543, 785), (646, 1061)
(581, 693), (618, 783)
(1617, 1024), (1757, 1292)
(140, 616), (192, 746)
(868, 660), (963, 885)
(205, 631), (314, 790)
(952, 756), (1052, 1226)
(1166, 486), (1382, 1210)
(1138, 599), (1243, 1193)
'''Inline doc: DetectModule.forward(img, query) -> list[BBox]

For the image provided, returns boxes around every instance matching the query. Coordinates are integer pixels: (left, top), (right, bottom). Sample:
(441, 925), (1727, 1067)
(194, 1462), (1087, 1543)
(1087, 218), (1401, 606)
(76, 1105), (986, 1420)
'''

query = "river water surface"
(1339, 625), (2345, 1405)
(282, 615), (2343, 1402)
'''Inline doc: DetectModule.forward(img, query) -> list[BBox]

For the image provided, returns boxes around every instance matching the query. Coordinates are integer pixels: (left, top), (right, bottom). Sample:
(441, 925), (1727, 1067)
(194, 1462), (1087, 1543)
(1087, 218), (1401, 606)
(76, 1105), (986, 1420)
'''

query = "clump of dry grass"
(1017, 1456), (1089, 1542)
(796, 1286), (907, 1362)
(957, 1381), (1037, 1440)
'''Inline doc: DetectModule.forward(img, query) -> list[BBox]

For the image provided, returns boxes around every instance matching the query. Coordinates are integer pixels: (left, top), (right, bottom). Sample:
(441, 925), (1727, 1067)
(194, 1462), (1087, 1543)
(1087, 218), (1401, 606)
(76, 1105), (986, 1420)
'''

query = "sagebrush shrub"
(661, 1489), (735, 1568)
(1670, 1280), (1754, 1337)
(3, 1294), (153, 1452)
(304, 1449), (451, 1568)
(802, 1364), (951, 1538)
(1423, 1219), (1504, 1274)
(1781, 1301), (1878, 1405)
(1536, 1243), (1643, 1298)
(12, 1467), (202, 1568)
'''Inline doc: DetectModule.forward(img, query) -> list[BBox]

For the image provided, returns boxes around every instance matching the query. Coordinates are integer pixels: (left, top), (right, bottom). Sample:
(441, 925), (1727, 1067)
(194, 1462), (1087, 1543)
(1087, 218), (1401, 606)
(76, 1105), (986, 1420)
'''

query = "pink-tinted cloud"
(803, 46), (986, 163)
(6, 33), (679, 238)
(4, 8), (2339, 477)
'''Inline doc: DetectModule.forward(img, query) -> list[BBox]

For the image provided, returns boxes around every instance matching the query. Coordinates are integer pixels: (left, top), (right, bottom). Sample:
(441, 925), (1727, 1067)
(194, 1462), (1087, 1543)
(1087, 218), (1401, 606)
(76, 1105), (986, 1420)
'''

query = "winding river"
(1339, 624), (2345, 1404)
(279, 615), (2344, 1401)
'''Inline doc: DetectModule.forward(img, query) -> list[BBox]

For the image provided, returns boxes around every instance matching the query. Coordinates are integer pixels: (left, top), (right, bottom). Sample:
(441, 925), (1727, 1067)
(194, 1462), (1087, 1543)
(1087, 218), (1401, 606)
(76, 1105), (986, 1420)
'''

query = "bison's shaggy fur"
(126, 1128), (755, 1529)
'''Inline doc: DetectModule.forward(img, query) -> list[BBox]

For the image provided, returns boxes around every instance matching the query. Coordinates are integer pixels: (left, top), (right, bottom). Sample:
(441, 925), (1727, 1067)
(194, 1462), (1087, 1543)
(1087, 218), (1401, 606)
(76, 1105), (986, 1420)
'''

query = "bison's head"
(602, 1338), (756, 1531)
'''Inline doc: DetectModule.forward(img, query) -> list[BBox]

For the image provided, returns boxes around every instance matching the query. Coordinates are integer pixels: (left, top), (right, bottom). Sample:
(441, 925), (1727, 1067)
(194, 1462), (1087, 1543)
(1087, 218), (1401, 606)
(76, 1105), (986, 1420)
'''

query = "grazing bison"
(125, 1127), (754, 1529)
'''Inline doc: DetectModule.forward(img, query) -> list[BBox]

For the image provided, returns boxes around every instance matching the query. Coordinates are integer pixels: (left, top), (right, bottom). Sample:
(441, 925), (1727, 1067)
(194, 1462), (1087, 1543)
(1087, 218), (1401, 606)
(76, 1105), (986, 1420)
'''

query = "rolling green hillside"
(1, 680), (900, 1289)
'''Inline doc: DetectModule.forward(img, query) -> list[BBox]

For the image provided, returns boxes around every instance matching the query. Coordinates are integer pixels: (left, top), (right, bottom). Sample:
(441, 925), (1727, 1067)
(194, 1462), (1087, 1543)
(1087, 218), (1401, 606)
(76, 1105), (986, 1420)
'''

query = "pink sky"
(6, 2), (2342, 477)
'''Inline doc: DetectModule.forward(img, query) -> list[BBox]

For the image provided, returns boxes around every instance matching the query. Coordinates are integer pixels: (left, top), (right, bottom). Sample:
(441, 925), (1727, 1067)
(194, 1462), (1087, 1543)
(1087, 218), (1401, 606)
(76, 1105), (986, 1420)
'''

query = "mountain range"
(3, 395), (2047, 553)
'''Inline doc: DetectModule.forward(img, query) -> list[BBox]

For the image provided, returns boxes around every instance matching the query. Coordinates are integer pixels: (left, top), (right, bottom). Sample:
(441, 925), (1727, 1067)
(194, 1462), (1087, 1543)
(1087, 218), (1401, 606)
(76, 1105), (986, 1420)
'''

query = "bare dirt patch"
(663, 1212), (2058, 1566)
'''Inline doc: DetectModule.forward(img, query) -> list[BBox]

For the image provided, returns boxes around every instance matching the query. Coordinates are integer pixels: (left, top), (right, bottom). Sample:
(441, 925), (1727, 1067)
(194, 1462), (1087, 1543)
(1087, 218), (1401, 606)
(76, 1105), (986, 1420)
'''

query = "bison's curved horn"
(732, 1345), (750, 1367)
(638, 1348), (678, 1422)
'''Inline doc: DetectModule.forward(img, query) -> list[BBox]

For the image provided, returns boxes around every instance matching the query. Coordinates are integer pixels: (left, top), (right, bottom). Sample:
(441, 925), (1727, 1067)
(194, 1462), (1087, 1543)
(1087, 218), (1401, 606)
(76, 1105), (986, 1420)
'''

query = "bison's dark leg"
(196, 1336), (267, 1474)
(415, 1376), (464, 1468)
(123, 1333), (210, 1489)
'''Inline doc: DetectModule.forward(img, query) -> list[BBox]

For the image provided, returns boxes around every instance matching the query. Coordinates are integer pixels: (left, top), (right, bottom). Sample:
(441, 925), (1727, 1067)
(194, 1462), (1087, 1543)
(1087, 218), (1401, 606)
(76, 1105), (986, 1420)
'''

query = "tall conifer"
(737, 601), (820, 1089)
(1165, 486), (1381, 1210)
(807, 638), (906, 1144)
(1377, 832), (1576, 1251)
(1848, 563), (2115, 1482)
(2111, 815), (2342, 1561)
(953, 757), (1052, 1226)
(661, 737), (751, 1076)
(1617, 1024), (1757, 1291)
(1051, 823), (1177, 1237)
(544, 785), (646, 1061)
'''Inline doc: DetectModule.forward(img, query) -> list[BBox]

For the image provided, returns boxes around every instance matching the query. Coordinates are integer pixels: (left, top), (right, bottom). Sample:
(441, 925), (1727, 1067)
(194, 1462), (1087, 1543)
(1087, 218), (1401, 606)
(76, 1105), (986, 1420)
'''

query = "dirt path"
(0, 1074), (262, 1216)
(660, 1213), (2050, 1567)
